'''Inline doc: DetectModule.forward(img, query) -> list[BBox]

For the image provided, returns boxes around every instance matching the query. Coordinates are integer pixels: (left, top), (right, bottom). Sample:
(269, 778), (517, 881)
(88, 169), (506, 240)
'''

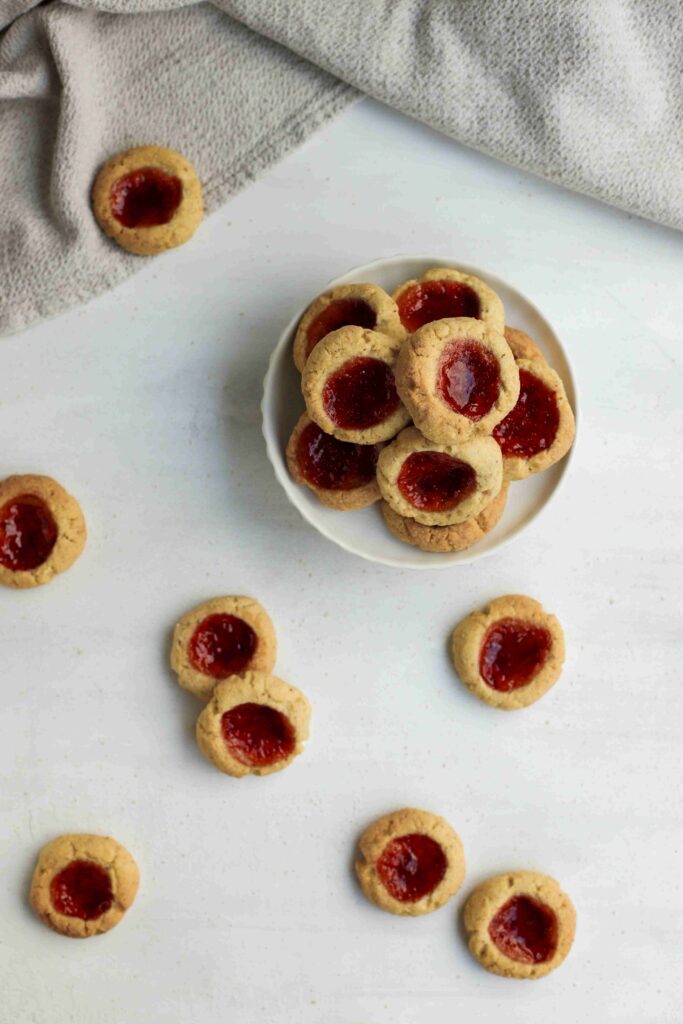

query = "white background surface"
(1, 98), (682, 1024)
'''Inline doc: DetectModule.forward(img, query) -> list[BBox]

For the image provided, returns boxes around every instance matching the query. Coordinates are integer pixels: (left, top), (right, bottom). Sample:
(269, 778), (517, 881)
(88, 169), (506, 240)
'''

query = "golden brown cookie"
(30, 834), (139, 939)
(196, 671), (310, 778)
(171, 596), (276, 701)
(92, 145), (203, 256)
(463, 870), (576, 979)
(381, 482), (509, 553)
(492, 358), (575, 480)
(395, 317), (519, 445)
(285, 413), (382, 510)
(0, 474), (86, 589)
(451, 595), (565, 710)
(355, 808), (465, 917)
(504, 326), (545, 363)
(302, 326), (410, 444)
(292, 283), (404, 372)
(377, 426), (502, 527)
(393, 267), (505, 333)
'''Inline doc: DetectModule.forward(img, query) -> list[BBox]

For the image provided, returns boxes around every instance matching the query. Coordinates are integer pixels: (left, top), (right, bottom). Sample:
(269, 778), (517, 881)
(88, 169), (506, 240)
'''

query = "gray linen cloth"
(1, 0), (681, 336)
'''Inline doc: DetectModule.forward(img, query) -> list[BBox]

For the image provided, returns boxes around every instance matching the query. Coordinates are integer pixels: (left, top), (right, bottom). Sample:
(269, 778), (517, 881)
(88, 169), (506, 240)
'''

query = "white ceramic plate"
(262, 255), (577, 569)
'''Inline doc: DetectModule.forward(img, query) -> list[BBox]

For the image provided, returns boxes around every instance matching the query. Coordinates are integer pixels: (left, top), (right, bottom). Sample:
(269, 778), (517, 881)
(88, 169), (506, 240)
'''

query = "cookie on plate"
(302, 326), (410, 445)
(30, 833), (139, 939)
(355, 808), (465, 916)
(393, 267), (505, 333)
(92, 145), (203, 255)
(286, 413), (382, 510)
(0, 474), (86, 589)
(381, 482), (508, 552)
(292, 283), (404, 372)
(463, 870), (576, 979)
(171, 596), (276, 701)
(395, 317), (519, 445)
(377, 426), (502, 527)
(451, 594), (565, 710)
(196, 671), (310, 777)
(504, 326), (545, 363)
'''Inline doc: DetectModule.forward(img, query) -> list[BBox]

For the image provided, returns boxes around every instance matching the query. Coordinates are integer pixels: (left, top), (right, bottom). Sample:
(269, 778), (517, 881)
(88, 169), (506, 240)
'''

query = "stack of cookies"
(286, 267), (575, 553)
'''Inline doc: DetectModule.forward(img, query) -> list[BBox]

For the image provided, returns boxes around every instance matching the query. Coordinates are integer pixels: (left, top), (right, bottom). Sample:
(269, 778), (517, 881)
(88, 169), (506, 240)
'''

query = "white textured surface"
(1, 100), (682, 1024)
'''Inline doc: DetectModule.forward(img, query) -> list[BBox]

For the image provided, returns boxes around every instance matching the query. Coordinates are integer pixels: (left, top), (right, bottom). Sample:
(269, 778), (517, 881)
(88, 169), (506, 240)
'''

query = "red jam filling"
(438, 339), (500, 420)
(489, 894), (558, 964)
(322, 356), (400, 430)
(306, 298), (377, 356)
(296, 421), (380, 490)
(110, 167), (182, 228)
(50, 860), (113, 920)
(397, 451), (476, 512)
(493, 368), (560, 458)
(376, 833), (447, 902)
(0, 494), (58, 571)
(189, 614), (258, 679)
(479, 617), (552, 691)
(396, 279), (481, 331)
(221, 702), (295, 767)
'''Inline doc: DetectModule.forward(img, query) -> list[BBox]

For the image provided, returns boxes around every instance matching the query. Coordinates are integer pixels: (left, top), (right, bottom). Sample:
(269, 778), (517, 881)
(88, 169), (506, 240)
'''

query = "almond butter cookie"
(377, 427), (502, 527)
(92, 145), (203, 256)
(393, 267), (505, 333)
(0, 474), (86, 589)
(286, 413), (382, 510)
(171, 596), (276, 701)
(302, 326), (410, 444)
(395, 317), (519, 444)
(30, 833), (140, 939)
(292, 283), (404, 372)
(504, 326), (545, 363)
(463, 870), (576, 979)
(451, 595), (565, 710)
(196, 671), (310, 777)
(355, 808), (465, 916)
(381, 482), (508, 552)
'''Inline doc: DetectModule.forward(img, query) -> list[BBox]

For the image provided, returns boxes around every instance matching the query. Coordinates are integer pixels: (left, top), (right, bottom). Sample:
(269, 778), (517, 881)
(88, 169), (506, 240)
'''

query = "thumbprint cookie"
(286, 413), (383, 510)
(381, 482), (508, 553)
(451, 594), (565, 710)
(355, 808), (465, 916)
(503, 326), (545, 363)
(393, 266), (505, 334)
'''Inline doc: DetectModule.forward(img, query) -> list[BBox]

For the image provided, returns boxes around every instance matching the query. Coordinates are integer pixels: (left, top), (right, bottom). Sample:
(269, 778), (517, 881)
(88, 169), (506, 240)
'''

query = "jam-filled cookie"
(395, 318), (519, 444)
(463, 870), (576, 979)
(504, 326), (545, 363)
(381, 482), (509, 553)
(286, 413), (382, 510)
(92, 145), (203, 256)
(171, 596), (276, 701)
(377, 427), (502, 527)
(292, 283), (404, 372)
(30, 833), (139, 939)
(0, 474), (86, 589)
(196, 671), (310, 777)
(451, 595), (565, 710)
(302, 326), (410, 444)
(492, 358), (575, 480)
(393, 267), (505, 334)
(355, 808), (465, 917)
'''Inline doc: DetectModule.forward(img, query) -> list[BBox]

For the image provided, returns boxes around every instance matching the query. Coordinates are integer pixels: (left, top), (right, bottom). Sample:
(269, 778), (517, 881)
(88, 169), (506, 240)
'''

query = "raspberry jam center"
(479, 617), (552, 691)
(489, 894), (558, 964)
(322, 356), (400, 430)
(438, 339), (501, 420)
(376, 833), (447, 902)
(0, 494), (58, 571)
(493, 369), (560, 458)
(110, 167), (182, 228)
(189, 614), (258, 679)
(397, 279), (481, 331)
(397, 451), (477, 512)
(296, 421), (379, 490)
(50, 860), (113, 921)
(221, 702), (295, 767)
(306, 298), (377, 356)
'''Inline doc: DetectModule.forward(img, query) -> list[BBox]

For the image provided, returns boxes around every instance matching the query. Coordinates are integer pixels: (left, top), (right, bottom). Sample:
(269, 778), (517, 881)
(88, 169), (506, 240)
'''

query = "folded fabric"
(1, 0), (681, 336)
